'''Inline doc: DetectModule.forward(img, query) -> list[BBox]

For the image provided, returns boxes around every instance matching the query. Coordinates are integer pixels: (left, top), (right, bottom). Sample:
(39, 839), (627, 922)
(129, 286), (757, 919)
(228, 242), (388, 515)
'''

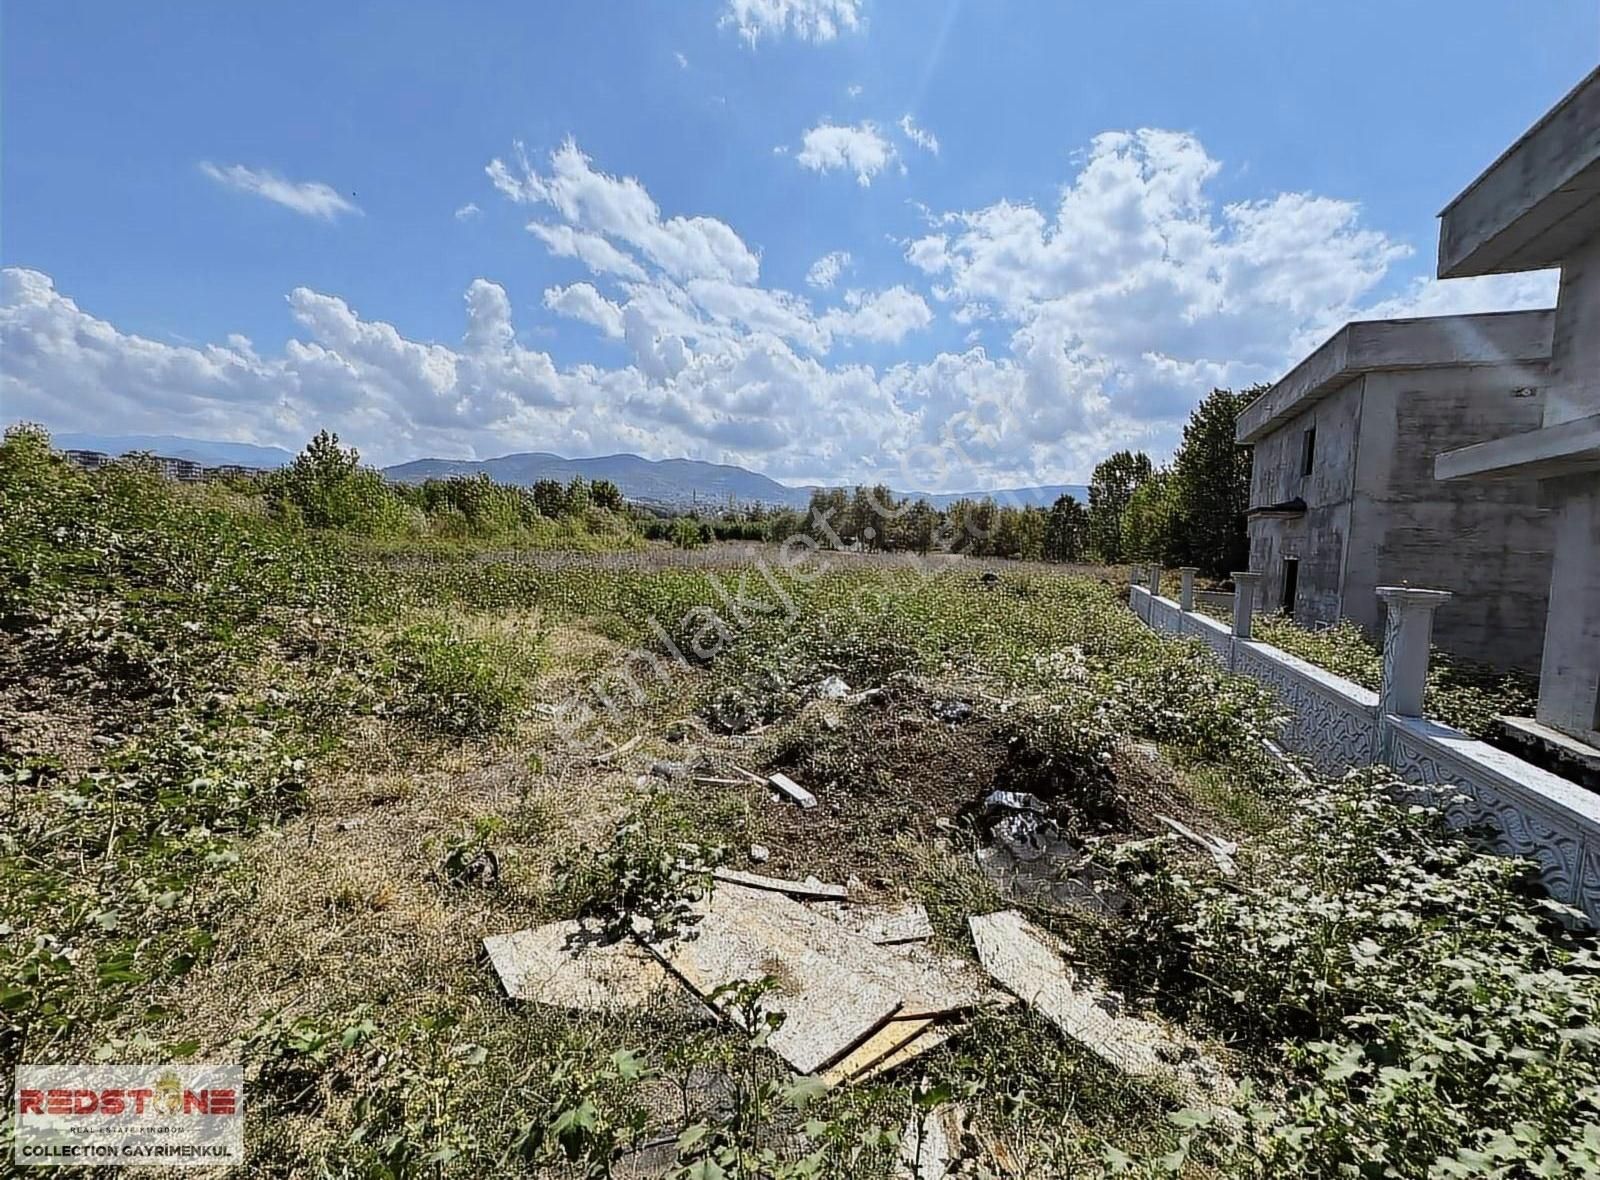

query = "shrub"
(386, 621), (535, 736)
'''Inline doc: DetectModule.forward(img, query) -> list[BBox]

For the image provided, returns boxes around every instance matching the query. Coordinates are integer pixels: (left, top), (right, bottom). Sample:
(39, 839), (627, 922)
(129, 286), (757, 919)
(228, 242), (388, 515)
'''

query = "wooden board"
(768, 771), (818, 808)
(484, 921), (669, 1010)
(821, 1017), (935, 1086)
(713, 867), (848, 900)
(645, 883), (904, 1075)
(810, 900), (934, 945)
(969, 911), (1235, 1109)
(853, 1023), (960, 1084)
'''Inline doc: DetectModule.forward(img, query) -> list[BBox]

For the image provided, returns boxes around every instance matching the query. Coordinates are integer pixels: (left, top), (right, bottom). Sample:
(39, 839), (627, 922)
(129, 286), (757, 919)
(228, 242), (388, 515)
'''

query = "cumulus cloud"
(9, 128), (1502, 490)
(796, 121), (896, 186)
(199, 162), (361, 221)
(721, 0), (861, 45)
(805, 250), (852, 289)
(898, 114), (939, 156)
(489, 139), (760, 283)
(454, 202), (481, 220)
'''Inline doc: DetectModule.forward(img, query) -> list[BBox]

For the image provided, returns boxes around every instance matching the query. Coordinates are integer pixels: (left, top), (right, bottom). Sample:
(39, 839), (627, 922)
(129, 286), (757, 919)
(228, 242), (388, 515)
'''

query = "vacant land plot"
(4, 432), (1598, 1178)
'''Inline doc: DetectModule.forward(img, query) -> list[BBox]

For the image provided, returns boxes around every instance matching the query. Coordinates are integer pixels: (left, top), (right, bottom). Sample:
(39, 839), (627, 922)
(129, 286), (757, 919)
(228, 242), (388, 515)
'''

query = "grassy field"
(4, 429), (1599, 1178)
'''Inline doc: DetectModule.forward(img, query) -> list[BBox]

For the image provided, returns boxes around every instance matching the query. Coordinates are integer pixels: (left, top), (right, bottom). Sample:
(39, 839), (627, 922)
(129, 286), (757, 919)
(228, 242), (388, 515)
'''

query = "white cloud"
(806, 250), (852, 289)
(1357, 270), (1557, 321)
(199, 162), (361, 221)
(796, 121), (896, 186)
(488, 139), (760, 283)
(675, 51), (689, 68)
(898, 114), (939, 156)
(721, 0), (862, 45)
(12, 128), (1503, 490)
(454, 202), (481, 220)
(824, 286), (932, 344)
(544, 282), (626, 339)
(528, 223), (648, 281)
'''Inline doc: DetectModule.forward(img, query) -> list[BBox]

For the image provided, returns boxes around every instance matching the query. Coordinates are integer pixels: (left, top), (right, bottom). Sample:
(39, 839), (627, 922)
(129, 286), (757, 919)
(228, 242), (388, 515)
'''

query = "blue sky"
(3, 1), (1595, 487)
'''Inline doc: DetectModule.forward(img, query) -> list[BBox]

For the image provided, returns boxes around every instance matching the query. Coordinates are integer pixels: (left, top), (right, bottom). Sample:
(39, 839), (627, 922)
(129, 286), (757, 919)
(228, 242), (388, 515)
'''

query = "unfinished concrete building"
(1435, 65), (1600, 755)
(1236, 310), (1556, 671)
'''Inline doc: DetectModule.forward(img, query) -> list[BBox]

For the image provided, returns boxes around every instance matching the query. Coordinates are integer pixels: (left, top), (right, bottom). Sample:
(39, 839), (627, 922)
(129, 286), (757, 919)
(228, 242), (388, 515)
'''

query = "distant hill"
(385, 452), (812, 508)
(36, 426), (1089, 510)
(53, 432), (294, 469)
(906, 484), (1090, 509)
(386, 451), (1090, 510)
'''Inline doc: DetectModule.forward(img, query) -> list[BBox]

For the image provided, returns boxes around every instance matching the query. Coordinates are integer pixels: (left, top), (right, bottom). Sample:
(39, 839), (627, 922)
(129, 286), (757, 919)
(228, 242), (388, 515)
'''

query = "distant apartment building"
(1235, 310), (1557, 672)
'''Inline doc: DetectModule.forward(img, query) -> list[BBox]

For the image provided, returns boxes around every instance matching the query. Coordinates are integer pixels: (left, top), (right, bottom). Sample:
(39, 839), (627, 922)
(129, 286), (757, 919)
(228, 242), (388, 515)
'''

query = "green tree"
(268, 430), (411, 536)
(1120, 468), (1181, 561)
(1043, 493), (1089, 562)
(589, 479), (625, 512)
(530, 479), (567, 517)
(893, 499), (939, 554)
(1168, 386), (1256, 575)
(1087, 450), (1153, 562)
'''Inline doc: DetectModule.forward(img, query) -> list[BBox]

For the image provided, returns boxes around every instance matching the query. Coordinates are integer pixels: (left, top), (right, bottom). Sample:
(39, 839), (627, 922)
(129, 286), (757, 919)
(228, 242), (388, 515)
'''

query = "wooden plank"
(713, 867), (848, 900)
(969, 911), (1235, 1110)
(873, 942), (991, 1020)
(484, 921), (669, 1010)
(811, 900), (934, 944)
(644, 883), (904, 1075)
(768, 771), (818, 809)
(852, 1023), (959, 1084)
(591, 734), (641, 764)
(820, 1017), (935, 1086)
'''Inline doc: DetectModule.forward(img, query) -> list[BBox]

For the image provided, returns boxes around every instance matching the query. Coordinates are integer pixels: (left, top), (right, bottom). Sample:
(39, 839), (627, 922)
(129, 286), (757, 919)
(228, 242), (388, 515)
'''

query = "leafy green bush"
(1094, 773), (1600, 1176)
(385, 621), (535, 737)
(1252, 615), (1538, 741)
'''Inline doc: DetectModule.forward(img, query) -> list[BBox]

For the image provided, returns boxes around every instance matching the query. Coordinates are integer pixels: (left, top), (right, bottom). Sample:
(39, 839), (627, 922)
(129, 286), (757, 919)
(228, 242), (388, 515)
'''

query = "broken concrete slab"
(484, 921), (671, 1011)
(808, 900), (934, 945)
(968, 910), (1235, 1113)
(897, 1104), (966, 1180)
(643, 883), (904, 1075)
(713, 867), (849, 900)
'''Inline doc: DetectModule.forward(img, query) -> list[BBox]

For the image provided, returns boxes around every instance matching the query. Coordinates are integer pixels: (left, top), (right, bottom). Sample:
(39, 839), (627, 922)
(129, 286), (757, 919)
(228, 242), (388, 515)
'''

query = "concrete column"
(1377, 587), (1452, 718)
(1179, 567), (1199, 611)
(1130, 563), (1143, 589)
(1535, 481), (1600, 743)
(1231, 572), (1262, 639)
(1147, 565), (1162, 599)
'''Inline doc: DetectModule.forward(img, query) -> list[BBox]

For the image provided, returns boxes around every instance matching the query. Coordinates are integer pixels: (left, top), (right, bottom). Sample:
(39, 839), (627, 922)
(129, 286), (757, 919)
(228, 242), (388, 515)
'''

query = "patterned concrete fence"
(1128, 566), (1600, 923)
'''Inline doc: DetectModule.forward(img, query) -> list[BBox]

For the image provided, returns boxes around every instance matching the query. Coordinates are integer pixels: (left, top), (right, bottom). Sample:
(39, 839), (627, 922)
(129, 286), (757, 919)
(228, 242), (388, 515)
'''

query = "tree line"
(673, 386), (1254, 573)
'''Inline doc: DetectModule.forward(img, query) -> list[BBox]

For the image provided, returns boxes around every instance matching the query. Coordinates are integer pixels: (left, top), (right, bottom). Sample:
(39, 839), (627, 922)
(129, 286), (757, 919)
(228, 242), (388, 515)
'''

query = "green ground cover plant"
(4, 425), (1593, 1178)
(1251, 614), (1538, 741)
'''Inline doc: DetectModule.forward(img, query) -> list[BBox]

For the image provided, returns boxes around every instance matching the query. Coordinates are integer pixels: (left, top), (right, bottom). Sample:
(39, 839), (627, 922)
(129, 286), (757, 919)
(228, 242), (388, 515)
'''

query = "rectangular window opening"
(1281, 557), (1300, 614)
(1300, 427), (1317, 477)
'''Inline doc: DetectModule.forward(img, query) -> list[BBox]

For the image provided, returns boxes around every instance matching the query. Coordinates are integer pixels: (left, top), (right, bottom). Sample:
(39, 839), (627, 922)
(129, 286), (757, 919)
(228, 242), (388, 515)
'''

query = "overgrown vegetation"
(1252, 613), (1538, 740)
(4, 421), (1591, 1178)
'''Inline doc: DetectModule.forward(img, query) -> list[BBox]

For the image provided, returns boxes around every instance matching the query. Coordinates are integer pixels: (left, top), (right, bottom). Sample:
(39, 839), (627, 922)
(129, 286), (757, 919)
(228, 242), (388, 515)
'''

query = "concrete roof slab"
(1438, 67), (1600, 278)
(1236, 310), (1553, 444)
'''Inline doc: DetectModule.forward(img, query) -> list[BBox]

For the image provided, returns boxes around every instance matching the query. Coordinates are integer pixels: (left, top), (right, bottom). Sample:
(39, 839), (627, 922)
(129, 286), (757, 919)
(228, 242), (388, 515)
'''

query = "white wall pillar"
(1377, 587), (1452, 718)
(1231, 572), (1262, 639)
(1179, 567), (1199, 611)
(1147, 564), (1162, 598)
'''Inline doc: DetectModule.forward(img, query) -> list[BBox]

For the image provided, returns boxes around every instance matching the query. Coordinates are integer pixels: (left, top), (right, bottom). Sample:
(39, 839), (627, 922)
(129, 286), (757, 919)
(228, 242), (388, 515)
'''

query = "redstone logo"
(13, 1064), (244, 1169)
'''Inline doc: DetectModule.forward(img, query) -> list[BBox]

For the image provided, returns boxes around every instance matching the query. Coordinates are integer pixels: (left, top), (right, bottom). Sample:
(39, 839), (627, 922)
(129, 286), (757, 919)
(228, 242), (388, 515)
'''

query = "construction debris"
(968, 911), (1235, 1114)
(591, 734), (641, 764)
(809, 900), (935, 945)
(485, 920), (670, 1011)
(643, 883), (906, 1074)
(818, 675), (852, 700)
(768, 771), (818, 809)
(897, 1104), (966, 1180)
(712, 867), (848, 900)
(1155, 813), (1239, 876)
(748, 843), (771, 864)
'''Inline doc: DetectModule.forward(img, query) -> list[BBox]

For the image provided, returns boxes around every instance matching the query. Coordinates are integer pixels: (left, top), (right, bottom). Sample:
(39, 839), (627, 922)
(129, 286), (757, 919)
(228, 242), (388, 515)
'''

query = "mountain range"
(41, 431), (1088, 510)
